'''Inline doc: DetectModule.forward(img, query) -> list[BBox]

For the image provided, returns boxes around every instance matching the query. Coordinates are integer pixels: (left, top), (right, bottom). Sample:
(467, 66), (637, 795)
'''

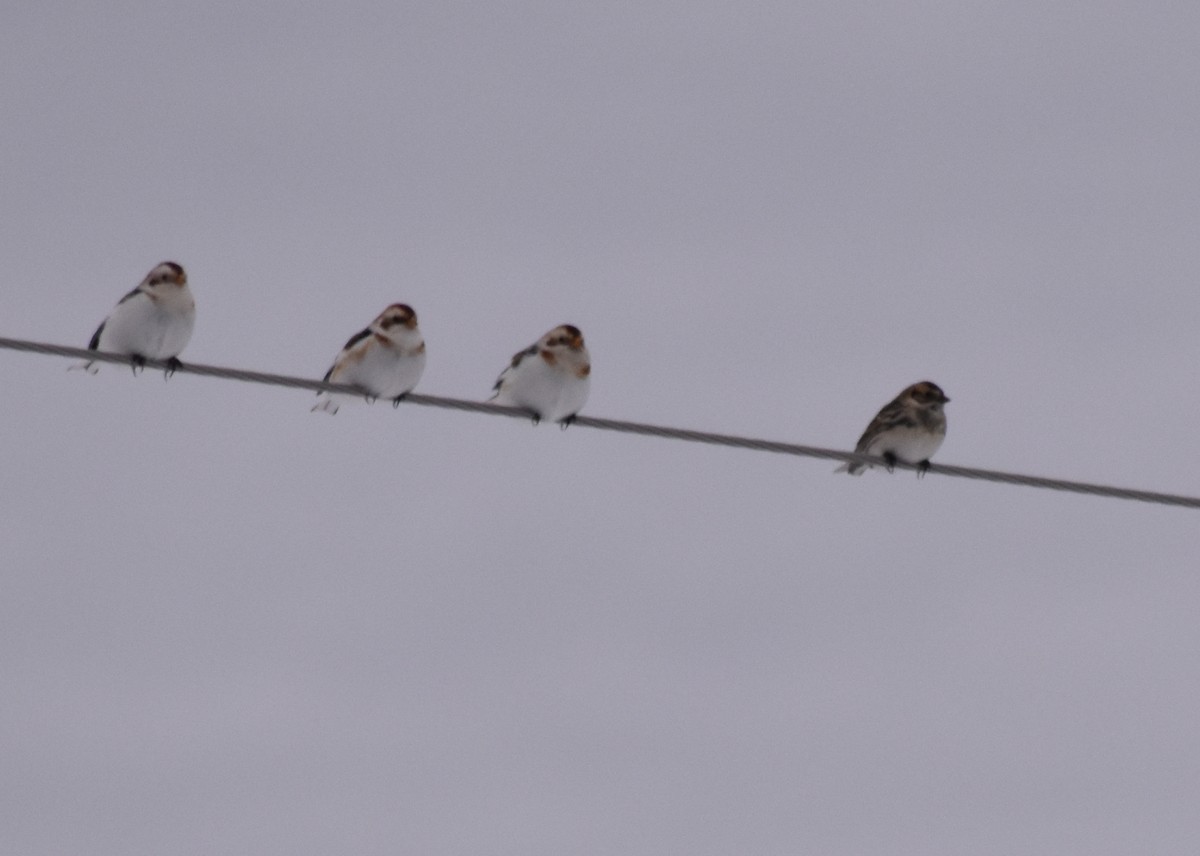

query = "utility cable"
(1, 335), (1196, 510)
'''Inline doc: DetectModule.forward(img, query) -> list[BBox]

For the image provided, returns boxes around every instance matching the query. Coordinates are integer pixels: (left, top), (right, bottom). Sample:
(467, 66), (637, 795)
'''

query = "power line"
(2, 334), (1197, 510)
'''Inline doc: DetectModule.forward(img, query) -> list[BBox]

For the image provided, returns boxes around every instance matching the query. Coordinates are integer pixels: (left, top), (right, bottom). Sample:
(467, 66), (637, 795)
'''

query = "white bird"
(490, 324), (590, 425)
(836, 381), (950, 476)
(79, 261), (195, 375)
(312, 303), (427, 415)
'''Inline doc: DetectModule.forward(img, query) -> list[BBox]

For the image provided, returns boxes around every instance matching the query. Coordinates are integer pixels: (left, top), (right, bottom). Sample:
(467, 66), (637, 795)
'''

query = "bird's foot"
(883, 452), (897, 474)
(916, 459), (931, 478)
(163, 357), (183, 379)
(129, 355), (146, 376)
(391, 393), (409, 409)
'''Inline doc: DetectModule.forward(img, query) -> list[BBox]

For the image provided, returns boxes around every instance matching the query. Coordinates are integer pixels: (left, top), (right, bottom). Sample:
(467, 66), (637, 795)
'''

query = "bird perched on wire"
(312, 303), (427, 415)
(76, 261), (195, 376)
(836, 381), (950, 476)
(490, 324), (590, 425)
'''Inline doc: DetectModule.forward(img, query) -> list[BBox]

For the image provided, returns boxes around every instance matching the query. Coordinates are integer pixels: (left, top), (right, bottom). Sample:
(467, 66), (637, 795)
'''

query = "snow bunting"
(490, 324), (590, 424)
(836, 381), (949, 476)
(312, 303), (426, 414)
(79, 261), (195, 375)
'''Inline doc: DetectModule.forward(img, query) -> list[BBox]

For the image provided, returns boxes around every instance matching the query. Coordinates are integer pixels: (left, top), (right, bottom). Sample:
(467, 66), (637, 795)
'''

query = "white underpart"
(492, 352), (589, 422)
(864, 424), (945, 466)
(95, 288), (195, 361)
(313, 334), (426, 414)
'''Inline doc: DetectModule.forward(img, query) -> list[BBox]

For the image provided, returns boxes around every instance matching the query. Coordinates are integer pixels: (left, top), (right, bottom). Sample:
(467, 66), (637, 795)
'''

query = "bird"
(312, 303), (426, 414)
(836, 381), (950, 476)
(490, 324), (590, 425)
(78, 261), (195, 375)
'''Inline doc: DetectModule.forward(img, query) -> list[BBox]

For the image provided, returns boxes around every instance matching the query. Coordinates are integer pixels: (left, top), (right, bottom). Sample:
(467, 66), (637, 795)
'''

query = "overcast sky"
(3, 2), (1199, 854)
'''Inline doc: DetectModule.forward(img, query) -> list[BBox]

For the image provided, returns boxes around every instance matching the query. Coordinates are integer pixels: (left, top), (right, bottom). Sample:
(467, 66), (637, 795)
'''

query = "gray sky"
(3, 2), (1199, 854)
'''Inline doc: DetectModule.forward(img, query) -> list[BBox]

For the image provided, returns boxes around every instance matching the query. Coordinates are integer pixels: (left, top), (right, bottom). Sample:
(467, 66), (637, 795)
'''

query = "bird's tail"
(311, 394), (340, 415)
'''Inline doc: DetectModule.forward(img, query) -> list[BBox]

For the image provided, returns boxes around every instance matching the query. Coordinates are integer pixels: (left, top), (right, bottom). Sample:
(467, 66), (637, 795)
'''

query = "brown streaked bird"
(836, 381), (950, 476)
(312, 303), (426, 414)
(490, 324), (591, 425)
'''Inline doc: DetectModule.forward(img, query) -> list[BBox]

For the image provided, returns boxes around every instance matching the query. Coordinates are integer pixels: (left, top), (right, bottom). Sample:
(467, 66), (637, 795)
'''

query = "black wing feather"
(340, 327), (372, 352)
(88, 286), (144, 350)
(493, 344), (538, 392)
(115, 285), (143, 305)
(87, 320), (106, 351)
(323, 327), (373, 382)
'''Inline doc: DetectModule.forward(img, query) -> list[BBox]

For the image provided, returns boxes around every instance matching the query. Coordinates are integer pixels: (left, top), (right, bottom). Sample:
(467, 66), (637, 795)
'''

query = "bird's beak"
(177, 272), (188, 286)
(571, 335), (584, 349)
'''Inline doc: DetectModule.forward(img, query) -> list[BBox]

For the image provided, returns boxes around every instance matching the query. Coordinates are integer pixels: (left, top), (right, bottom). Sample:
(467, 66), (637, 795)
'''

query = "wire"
(2, 334), (1197, 510)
